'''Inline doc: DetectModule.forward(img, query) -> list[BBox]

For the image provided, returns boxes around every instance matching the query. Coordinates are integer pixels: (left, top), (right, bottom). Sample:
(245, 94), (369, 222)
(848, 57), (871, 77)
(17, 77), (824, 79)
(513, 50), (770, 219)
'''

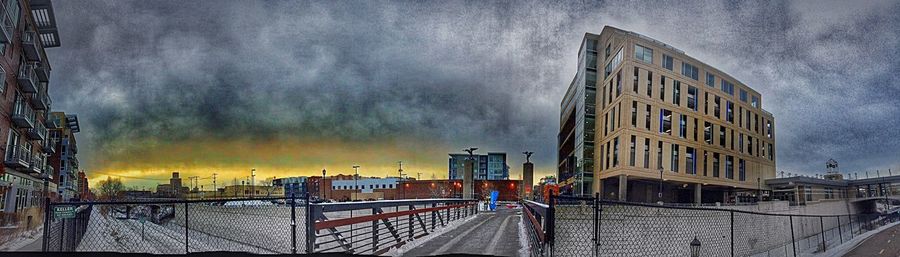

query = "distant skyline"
(44, 0), (900, 188)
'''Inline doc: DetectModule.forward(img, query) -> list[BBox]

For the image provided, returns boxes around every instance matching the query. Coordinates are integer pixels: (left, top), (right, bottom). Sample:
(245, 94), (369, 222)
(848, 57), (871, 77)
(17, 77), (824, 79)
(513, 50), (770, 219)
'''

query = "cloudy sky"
(45, 0), (900, 188)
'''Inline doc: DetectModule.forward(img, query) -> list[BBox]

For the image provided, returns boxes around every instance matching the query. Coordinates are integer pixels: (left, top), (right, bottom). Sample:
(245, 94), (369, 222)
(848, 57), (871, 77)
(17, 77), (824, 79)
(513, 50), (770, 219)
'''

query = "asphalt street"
(845, 223), (900, 257)
(401, 207), (521, 256)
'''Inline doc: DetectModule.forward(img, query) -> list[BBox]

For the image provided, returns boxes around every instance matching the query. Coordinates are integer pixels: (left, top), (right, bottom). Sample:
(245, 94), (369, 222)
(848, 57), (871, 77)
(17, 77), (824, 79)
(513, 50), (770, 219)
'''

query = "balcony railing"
(30, 156), (42, 174)
(17, 64), (38, 93)
(4, 145), (32, 170)
(22, 30), (41, 61)
(35, 62), (49, 82)
(11, 100), (35, 128)
(30, 91), (50, 110)
(27, 121), (47, 140)
(0, 4), (12, 44)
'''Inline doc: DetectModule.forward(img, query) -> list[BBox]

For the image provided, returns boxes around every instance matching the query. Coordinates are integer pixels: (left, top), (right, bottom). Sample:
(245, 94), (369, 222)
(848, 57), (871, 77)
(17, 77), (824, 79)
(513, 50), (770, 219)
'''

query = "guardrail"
(43, 195), (479, 254)
(522, 194), (900, 257)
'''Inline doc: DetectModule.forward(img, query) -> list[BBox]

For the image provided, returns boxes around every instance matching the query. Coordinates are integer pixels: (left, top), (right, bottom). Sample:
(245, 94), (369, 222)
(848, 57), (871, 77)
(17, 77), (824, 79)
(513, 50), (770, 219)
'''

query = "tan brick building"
(559, 26), (775, 204)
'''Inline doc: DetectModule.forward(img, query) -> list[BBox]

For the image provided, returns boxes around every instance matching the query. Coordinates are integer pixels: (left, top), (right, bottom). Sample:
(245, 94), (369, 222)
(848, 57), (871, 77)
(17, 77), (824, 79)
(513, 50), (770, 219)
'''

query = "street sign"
(54, 206), (75, 219)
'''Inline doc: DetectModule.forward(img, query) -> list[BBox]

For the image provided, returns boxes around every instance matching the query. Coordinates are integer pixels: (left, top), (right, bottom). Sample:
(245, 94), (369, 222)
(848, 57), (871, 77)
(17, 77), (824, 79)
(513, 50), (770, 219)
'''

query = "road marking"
(486, 215), (513, 256)
(430, 215), (494, 255)
(878, 248), (884, 255)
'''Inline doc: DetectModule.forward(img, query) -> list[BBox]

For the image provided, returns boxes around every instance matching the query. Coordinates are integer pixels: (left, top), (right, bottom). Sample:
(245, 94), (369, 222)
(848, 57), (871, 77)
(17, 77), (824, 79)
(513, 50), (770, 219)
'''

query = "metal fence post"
(42, 198), (50, 252)
(291, 193), (297, 254)
(819, 216), (826, 252)
(58, 216), (64, 251)
(306, 193), (314, 254)
(408, 205), (414, 240)
(593, 193), (600, 257)
(848, 215), (854, 237)
(431, 203), (436, 231)
(789, 215), (796, 257)
(730, 210), (734, 257)
(184, 202), (189, 254)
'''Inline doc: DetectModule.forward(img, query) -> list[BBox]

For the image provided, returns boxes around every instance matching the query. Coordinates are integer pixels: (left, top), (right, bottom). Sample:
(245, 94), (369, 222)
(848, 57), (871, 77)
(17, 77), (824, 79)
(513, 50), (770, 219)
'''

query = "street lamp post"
(658, 167), (664, 202)
(690, 237), (701, 257)
(757, 177), (761, 202)
(322, 169), (326, 201)
(251, 169), (256, 199)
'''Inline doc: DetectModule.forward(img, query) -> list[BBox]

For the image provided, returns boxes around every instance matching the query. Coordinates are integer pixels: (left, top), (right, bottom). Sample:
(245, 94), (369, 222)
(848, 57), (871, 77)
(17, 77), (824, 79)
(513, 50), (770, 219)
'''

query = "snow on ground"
(0, 225), (42, 251)
(383, 213), (478, 257)
(517, 210), (530, 257)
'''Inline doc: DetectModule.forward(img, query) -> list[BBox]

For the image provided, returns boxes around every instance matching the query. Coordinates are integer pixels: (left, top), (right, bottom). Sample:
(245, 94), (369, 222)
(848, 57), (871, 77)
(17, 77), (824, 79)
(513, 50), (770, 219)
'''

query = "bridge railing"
(43, 196), (478, 254)
(308, 198), (478, 255)
(522, 194), (900, 257)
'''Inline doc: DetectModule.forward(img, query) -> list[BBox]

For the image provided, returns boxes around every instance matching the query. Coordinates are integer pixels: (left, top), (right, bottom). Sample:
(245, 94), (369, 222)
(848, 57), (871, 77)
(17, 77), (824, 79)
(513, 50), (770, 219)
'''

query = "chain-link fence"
(44, 196), (309, 254)
(523, 195), (900, 257)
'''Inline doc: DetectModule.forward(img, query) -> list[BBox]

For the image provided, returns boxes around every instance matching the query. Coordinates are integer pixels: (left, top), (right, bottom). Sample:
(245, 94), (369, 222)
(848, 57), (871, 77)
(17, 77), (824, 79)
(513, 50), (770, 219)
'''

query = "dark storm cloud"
(46, 0), (900, 176)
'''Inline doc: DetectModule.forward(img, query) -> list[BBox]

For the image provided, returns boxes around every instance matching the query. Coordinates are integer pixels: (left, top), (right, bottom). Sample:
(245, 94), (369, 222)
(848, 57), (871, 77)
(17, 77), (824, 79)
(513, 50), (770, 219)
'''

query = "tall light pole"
(322, 169), (327, 200)
(353, 165), (360, 200)
(658, 166), (664, 202)
(212, 173), (217, 199)
(251, 169), (256, 199)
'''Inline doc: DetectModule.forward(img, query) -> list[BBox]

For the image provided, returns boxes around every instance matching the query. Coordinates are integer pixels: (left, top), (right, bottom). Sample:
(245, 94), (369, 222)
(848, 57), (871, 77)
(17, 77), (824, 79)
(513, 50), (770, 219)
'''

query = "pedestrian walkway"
(401, 207), (521, 256)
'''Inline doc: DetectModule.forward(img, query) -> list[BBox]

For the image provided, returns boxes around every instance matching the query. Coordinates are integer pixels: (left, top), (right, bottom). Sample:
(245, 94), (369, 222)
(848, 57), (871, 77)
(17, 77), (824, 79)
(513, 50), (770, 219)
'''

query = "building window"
(645, 104), (651, 131)
(726, 101), (734, 123)
(610, 106), (616, 131)
(673, 80), (681, 106)
(605, 142), (611, 169)
(751, 96), (759, 108)
(679, 114), (687, 138)
(633, 67), (639, 93)
(704, 122), (712, 144)
(725, 155), (734, 179)
(613, 137), (619, 167)
(748, 136), (754, 155)
(740, 89), (748, 102)
(693, 118), (698, 141)
(662, 54), (673, 70)
(721, 80), (734, 95)
(714, 96), (721, 118)
(657, 141), (663, 170)
(739, 133), (744, 153)
(706, 73), (715, 87)
(712, 153), (720, 177)
(719, 125), (726, 148)
(659, 109), (672, 135)
(660, 76), (666, 101)
(686, 147), (696, 175)
(687, 86), (697, 111)
(634, 44), (653, 63)
(704, 92), (709, 115)
(671, 144), (679, 172)
(616, 70), (622, 97)
(768, 143), (774, 161)
(767, 120), (773, 139)
(646, 71), (653, 98)
(629, 136), (636, 167)
(605, 48), (623, 78)
(631, 101), (637, 127)
(643, 138), (650, 169)
(702, 151), (708, 176)
(681, 62), (698, 80)
(738, 159), (745, 181)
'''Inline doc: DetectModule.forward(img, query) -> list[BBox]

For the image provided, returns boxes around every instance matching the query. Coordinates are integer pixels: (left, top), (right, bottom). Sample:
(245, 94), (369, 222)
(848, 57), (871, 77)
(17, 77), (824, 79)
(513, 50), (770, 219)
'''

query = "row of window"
(333, 184), (395, 190)
(605, 67), (774, 140)
(632, 43), (760, 108)
(605, 99), (775, 161)
(601, 135), (753, 181)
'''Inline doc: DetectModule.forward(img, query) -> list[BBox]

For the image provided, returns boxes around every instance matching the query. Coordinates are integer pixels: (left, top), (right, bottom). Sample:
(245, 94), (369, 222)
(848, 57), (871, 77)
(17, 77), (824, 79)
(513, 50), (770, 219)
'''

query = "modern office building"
(448, 152), (510, 180)
(0, 0), (61, 237)
(559, 26), (776, 203)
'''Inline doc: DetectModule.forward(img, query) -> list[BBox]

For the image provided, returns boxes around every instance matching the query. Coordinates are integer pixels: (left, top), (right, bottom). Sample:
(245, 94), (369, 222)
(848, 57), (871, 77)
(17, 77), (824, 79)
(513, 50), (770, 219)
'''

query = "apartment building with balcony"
(559, 26), (776, 204)
(449, 152), (510, 180)
(0, 0), (61, 240)
(47, 111), (79, 201)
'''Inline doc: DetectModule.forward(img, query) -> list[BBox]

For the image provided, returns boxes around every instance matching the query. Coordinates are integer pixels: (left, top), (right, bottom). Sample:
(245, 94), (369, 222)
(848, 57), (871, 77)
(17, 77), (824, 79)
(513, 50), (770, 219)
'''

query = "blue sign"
(489, 191), (499, 211)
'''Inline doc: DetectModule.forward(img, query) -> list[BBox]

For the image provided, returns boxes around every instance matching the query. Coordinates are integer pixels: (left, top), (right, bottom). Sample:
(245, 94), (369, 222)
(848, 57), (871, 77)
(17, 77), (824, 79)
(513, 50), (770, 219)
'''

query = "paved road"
(845, 223), (900, 257)
(402, 207), (521, 256)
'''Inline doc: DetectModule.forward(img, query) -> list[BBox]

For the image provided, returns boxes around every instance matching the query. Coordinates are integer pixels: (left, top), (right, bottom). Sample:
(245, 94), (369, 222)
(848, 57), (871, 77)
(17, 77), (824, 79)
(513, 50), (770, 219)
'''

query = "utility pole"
(353, 165), (360, 200)
(251, 169), (256, 199)
(212, 173), (217, 199)
(417, 172), (422, 180)
(322, 169), (327, 200)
